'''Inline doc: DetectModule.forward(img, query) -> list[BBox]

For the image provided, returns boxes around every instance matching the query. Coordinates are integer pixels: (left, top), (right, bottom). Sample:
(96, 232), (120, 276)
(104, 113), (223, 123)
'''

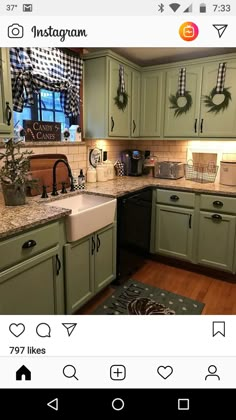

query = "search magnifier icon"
(63, 364), (78, 380)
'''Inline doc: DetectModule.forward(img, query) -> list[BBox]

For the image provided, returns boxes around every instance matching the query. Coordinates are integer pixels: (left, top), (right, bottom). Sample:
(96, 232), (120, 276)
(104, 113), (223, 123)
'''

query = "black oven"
(116, 188), (152, 281)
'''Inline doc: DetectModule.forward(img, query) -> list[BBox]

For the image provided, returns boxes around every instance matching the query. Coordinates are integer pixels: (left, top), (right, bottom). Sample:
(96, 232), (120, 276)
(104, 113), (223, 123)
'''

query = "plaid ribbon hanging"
(178, 68), (186, 97)
(10, 47), (83, 117)
(215, 62), (227, 93)
(119, 65), (125, 93)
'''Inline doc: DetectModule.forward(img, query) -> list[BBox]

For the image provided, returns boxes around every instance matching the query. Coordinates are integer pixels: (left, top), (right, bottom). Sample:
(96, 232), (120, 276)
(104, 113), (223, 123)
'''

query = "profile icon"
(8, 24), (24, 38)
(205, 365), (220, 381)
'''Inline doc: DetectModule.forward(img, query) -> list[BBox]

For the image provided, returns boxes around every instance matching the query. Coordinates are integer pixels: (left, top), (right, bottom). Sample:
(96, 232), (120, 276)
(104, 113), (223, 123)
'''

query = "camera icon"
(8, 24), (24, 38)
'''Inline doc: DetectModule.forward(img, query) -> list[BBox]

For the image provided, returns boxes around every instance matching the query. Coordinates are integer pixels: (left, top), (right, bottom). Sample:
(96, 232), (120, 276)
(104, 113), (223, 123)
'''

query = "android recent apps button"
(179, 22), (199, 42)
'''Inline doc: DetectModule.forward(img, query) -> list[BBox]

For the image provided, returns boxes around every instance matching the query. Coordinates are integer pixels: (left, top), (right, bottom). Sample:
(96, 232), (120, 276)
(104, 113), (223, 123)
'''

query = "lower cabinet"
(155, 204), (194, 261)
(64, 223), (116, 314)
(0, 247), (60, 314)
(197, 211), (236, 272)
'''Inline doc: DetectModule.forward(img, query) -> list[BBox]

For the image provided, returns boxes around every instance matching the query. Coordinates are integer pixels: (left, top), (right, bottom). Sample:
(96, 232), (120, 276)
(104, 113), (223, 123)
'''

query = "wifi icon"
(169, 3), (181, 12)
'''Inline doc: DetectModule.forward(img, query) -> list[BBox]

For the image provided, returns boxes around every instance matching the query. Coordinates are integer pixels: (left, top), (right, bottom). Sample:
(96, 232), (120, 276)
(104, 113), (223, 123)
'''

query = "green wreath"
(203, 87), (232, 114)
(114, 88), (128, 112)
(169, 91), (193, 117)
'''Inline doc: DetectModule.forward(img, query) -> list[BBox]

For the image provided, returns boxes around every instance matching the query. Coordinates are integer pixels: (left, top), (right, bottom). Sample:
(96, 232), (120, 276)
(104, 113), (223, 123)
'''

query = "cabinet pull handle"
(213, 200), (223, 208)
(211, 214), (222, 221)
(6, 102), (12, 126)
(194, 119), (197, 133)
(133, 120), (136, 134)
(170, 195), (179, 202)
(200, 118), (204, 133)
(56, 254), (61, 275)
(97, 234), (101, 253)
(189, 214), (192, 229)
(111, 116), (114, 132)
(22, 239), (37, 249)
(92, 236), (95, 255)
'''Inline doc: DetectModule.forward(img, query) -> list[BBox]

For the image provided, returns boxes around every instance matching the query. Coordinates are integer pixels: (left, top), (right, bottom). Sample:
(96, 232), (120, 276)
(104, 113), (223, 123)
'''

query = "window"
(13, 88), (71, 132)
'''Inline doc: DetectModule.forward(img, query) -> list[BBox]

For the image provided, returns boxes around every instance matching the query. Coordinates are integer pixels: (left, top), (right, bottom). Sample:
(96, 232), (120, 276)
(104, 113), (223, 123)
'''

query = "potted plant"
(0, 138), (34, 206)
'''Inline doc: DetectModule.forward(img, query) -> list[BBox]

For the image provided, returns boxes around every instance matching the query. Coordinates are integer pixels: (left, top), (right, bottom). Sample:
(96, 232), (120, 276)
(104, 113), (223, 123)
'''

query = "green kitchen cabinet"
(108, 58), (131, 137)
(164, 65), (202, 137)
(84, 51), (140, 139)
(131, 69), (141, 137)
(64, 235), (94, 314)
(0, 48), (13, 136)
(64, 223), (116, 314)
(0, 248), (59, 315)
(155, 204), (194, 261)
(0, 221), (64, 315)
(199, 59), (236, 137)
(197, 211), (236, 271)
(140, 70), (164, 137)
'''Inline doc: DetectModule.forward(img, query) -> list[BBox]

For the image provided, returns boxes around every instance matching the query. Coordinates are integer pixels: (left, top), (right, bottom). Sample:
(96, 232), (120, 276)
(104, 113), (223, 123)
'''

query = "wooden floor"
(79, 259), (236, 315)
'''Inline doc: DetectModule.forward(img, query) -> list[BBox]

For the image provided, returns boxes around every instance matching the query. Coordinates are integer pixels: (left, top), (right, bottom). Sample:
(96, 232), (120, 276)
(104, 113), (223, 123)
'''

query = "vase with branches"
(0, 138), (35, 206)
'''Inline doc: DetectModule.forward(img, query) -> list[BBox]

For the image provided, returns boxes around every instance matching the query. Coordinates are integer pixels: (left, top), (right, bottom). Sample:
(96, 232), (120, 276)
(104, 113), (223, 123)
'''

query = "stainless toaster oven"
(154, 161), (185, 179)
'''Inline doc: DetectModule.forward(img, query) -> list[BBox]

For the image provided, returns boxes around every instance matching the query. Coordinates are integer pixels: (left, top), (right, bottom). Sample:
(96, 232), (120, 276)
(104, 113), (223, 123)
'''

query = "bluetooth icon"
(158, 3), (165, 13)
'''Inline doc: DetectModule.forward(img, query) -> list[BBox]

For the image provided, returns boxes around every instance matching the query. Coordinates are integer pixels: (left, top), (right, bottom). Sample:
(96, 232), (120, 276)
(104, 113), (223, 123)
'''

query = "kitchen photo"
(1, 46), (236, 315)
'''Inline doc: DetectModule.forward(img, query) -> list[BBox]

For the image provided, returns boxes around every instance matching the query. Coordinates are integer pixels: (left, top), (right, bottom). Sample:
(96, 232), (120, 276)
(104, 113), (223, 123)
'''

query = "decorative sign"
(23, 120), (61, 142)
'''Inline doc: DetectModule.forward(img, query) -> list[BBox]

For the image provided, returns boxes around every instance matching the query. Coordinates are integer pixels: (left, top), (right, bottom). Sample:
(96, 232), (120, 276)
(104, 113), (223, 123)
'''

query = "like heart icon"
(157, 365), (173, 380)
(9, 323), (25, 337)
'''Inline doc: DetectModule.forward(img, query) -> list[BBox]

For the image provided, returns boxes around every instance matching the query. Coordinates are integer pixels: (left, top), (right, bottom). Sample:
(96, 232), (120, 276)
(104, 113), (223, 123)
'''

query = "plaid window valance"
(10, 47), (83, 117)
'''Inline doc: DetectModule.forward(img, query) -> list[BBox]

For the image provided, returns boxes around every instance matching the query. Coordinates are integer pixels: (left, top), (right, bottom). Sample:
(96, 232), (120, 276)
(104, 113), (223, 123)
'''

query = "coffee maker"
(120, 150), (144, 176)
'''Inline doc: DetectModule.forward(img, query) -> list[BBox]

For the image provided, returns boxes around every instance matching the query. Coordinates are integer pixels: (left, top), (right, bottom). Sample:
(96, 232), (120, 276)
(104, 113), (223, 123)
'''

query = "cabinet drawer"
(0, 222), (59, 272)
(156, 189), (195, 208)
(200, 194), (236, 214)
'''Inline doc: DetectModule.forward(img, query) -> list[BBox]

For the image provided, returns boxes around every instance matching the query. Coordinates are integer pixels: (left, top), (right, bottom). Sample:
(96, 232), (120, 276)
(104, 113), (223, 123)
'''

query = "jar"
(86, 166), (97, 183)
(96, 164), (107, 182)
(106, 160), (115, 180)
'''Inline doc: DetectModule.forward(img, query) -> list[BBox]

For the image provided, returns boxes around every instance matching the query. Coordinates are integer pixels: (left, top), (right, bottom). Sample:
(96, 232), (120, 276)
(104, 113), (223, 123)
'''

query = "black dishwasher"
(116, 188), (152, 281)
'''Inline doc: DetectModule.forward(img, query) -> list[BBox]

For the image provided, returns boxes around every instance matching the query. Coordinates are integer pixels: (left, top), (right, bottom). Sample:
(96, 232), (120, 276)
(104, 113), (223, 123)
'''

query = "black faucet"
(51, 159), (75, 196)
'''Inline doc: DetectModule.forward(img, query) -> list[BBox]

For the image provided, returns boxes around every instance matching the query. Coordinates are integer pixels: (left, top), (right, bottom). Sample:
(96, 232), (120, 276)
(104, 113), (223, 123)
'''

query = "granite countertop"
(1, 175), (236, 240)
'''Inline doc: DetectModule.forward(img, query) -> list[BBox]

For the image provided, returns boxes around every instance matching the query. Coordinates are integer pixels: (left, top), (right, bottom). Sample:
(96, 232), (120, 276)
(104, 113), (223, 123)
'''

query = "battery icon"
(200, 3), (206, 13)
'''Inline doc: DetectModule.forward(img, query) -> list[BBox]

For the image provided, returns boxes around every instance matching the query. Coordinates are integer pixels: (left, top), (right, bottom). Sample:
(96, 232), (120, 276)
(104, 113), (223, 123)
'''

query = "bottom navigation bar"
(1, 389), (235, 415)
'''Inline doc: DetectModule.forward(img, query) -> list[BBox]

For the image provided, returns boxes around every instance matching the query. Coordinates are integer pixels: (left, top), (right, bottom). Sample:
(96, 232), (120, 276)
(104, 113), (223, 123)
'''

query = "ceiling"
(86, 48), (236, 66)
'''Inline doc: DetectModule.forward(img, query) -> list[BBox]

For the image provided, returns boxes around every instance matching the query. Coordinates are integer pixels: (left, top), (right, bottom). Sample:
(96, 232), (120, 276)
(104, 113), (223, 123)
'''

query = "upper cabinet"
(108, 59), (131, 137)
(164, 65), (202, 138)
(200, 59), (236, 137)
(163, 57), (236, 138)
(84, 53), (140, 139)
(0, 48), (13, 136)
(140, 70), (164, 137)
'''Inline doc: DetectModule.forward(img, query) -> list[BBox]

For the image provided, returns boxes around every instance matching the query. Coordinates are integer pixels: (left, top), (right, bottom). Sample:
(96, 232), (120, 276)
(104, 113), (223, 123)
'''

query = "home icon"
(16, 365), (31, 381)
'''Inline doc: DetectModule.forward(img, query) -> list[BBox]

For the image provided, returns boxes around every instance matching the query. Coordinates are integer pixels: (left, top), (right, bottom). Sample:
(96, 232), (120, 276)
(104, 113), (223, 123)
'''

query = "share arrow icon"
(213, 24), (228, 38)
(62, 323), (77, 337)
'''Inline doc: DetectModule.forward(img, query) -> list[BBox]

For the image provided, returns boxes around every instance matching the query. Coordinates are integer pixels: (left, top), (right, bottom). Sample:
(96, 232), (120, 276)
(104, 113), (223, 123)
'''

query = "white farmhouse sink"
(45, 194), (116, 242)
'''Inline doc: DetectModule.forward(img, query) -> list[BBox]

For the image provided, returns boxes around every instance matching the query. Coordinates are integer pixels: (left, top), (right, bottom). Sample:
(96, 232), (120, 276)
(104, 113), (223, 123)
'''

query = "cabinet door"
(200, 59), (236, 137)
(131, 70), (140, 137)
(0, 248), (58, 315)
(197, 211), (235, 271)
(0, 48), (13, 135)
(140, 70), (163, 137)
(108, 59), (131, 137)
(164, 65), (202, 137)
(94, 225), (116, 293)
(155, 204), (194, 261)
(64, 236), (94, 314)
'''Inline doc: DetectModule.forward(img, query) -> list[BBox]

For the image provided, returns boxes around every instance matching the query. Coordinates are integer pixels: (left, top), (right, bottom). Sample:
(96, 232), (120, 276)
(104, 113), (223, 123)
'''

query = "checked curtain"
(10, 47), (83, 117)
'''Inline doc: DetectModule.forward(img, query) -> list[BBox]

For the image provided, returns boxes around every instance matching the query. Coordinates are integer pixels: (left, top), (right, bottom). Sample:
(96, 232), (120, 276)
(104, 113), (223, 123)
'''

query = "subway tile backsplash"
(1, 139), (236, 174)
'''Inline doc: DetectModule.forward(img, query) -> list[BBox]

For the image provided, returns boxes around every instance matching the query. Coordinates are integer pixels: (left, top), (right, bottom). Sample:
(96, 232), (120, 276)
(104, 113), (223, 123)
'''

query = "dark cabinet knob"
(22, 240), (37, 249)
(111, 116), (115, 132)
(213, 200), (223, 208)
(170, 195), (179, 202)
(211, 214), (222, 221)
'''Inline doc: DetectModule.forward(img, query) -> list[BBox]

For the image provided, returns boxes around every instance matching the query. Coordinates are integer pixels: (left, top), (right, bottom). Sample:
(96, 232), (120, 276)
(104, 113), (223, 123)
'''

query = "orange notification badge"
(179, 22), (199, 41)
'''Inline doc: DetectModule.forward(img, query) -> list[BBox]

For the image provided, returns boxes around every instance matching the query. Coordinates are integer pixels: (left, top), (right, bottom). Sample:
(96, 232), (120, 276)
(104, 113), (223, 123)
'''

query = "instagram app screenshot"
(1, 0), (236, 415)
